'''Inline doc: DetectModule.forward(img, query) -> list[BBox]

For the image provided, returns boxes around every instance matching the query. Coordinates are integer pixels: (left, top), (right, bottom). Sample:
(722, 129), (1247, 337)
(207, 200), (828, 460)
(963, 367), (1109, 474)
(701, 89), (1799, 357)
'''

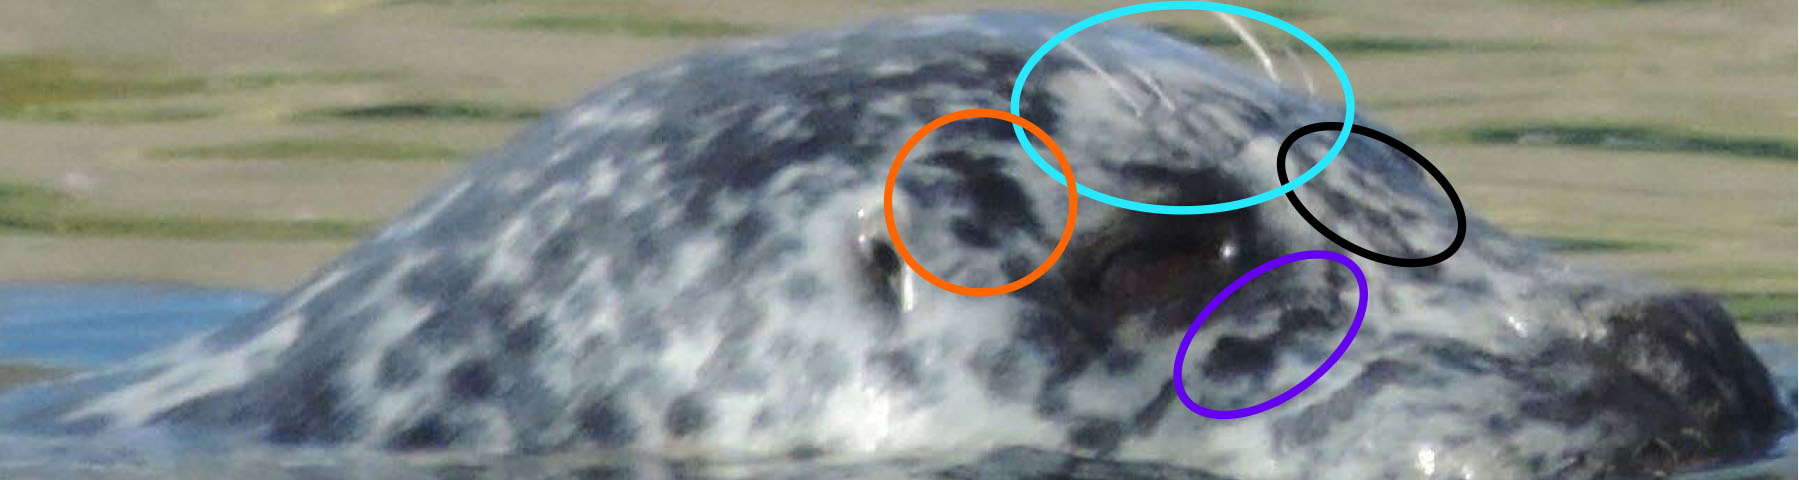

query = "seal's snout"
(1261, 288), (1790, 478)
(1430, 290), (1797, 477)
(1583, 291), (1793, 471)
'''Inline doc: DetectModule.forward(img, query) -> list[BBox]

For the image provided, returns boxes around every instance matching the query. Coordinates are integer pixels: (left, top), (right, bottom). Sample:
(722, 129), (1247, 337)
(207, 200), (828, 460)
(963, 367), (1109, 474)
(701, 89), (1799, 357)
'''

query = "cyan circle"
(1008, 1), (1357, 215)
(1172, 249), (1368, 419)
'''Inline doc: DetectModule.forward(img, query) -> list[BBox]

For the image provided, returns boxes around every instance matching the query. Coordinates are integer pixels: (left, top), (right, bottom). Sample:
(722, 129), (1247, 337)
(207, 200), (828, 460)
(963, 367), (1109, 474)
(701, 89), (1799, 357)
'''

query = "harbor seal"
(0, 11), (1789, 479)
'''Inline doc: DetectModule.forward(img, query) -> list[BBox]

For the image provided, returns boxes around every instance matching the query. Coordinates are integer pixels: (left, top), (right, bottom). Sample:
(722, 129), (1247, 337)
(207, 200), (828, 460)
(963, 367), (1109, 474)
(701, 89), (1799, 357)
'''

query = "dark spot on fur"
(950, 220), (997, 248)
(526, 231), (586, 293)
(53, 416), (112, 436)
(969, 344), (1028, 399)
(576, 396), (637, 448)
(447, 359), (498, 400)
(1035, 390), (1070, 418)
(1102, 349), (1142, 375)
(700, 343), (767, 392)
(388, 414), (454, 450)
(533, 227), (579, 267)
(721, 297), (766, 337)
(504, 317), (546, 354)
(376, 347), (423, 388)
(1129, 383), (1180, 435)
(569, 464), (636, 479)
(919, 151), (1043, 249)
(400, 254), (477, 301)
(788, 444), (827, 460)
(1405, 336), (1506, 376)
(607, 211), (666, 286)
(1486, 414), (1522, 434)
(411, 286), (517, 350)
(266, 360), (351, 444)
(868, 349), (921, 387)
(752, 406), (777, 430)
(664, 393), (712, 438)
(1277, 359), (1434, 446)
(727, 212), (767, 251)
(1201, 336), (1276, 380)
(430, 464), (489, 480)
(1276, 307), (1334, 341)
(619, 308), (667, 352)
(1068, 417), (1127, 455)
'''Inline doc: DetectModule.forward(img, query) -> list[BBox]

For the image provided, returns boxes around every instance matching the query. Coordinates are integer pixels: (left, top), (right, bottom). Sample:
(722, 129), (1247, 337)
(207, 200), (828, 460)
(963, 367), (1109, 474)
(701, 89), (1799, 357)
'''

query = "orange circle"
(883, 108), (1079, 297)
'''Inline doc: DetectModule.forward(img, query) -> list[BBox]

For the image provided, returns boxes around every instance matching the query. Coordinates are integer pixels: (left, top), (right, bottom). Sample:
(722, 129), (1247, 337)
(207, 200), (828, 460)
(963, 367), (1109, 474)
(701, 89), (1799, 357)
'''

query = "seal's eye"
(1096, 241), (1210, 308)
(1087, 239), (1220, 313)
(1068, 218), (1243, 320)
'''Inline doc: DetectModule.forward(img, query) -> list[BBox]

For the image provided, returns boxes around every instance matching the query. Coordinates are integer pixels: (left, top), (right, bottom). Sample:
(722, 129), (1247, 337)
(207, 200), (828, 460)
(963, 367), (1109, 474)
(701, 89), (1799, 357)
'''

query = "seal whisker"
(1214, 12), (1282, 83)
(1059, 41), (1146, 117)
(1278, 43), (1318, 94)
(1127, 65), (1179, 113)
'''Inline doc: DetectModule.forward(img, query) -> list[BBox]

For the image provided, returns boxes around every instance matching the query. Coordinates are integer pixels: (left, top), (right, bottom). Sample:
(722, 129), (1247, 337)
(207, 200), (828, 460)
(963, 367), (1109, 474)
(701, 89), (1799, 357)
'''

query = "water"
(0, 284), (273, 368)
(0, 283), (1790, 479)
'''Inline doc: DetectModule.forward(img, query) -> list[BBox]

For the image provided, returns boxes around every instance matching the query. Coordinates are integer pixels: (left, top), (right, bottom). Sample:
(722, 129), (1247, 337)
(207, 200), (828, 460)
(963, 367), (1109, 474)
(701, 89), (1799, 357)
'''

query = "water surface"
(0, 284), (1790, 479)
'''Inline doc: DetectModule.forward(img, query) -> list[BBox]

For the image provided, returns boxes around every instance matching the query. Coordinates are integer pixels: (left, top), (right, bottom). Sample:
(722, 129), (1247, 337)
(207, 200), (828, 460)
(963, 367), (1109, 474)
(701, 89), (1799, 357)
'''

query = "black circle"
(1276, 122), (1467, 268)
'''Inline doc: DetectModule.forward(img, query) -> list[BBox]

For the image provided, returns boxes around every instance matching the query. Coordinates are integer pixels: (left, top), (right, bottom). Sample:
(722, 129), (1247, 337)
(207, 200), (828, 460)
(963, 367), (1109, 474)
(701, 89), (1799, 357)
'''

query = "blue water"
(0, 283), (271, 368)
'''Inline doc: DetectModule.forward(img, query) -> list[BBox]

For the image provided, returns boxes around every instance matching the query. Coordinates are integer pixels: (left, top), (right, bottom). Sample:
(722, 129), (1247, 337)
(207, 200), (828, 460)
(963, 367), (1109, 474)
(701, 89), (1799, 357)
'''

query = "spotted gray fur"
(0, 11), (1789, 479)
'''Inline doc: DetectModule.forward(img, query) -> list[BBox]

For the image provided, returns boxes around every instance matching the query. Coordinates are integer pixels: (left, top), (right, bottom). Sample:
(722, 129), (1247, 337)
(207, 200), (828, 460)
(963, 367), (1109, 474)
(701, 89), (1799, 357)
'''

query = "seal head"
(2, 11), (1788, 479)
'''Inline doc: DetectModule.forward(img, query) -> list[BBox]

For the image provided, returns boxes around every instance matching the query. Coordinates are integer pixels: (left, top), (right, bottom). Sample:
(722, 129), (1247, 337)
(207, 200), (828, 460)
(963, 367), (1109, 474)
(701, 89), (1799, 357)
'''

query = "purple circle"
(1172, 250), (1368, 420)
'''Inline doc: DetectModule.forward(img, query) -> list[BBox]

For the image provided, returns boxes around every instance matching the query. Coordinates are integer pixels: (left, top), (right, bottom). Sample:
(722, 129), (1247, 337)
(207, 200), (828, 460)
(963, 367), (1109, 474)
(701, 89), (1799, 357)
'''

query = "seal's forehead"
(532, 10), (1360, 220)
